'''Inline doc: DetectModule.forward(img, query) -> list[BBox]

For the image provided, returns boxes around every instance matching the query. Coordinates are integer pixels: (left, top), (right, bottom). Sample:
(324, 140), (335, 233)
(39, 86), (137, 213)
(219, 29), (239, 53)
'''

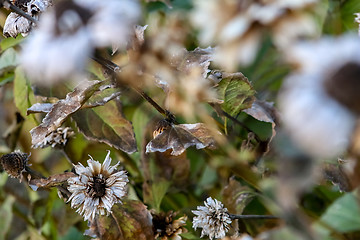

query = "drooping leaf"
(85, 200), (154, 240)
(146, 122), (218, 156)
(72, 98), (137, 154)
(319, 191), (360, 233)
(30, 80), (103, 147)
(14, 67), (35, 117)
(243, 100), (278, 142)
(217, 72), (256, 116)
(27, 86), (121, 114)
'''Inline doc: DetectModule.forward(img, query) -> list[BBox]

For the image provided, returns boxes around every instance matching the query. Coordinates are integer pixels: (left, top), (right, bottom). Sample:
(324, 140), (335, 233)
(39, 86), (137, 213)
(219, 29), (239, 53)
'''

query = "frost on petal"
(67, 151), (128, 221)
(192, 197), (232, 239)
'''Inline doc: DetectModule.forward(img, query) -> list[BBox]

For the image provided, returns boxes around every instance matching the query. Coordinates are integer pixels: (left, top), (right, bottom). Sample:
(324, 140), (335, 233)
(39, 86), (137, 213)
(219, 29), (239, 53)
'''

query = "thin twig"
(3, 0), (38, 24)
(229, 213), (279, 220)
(92, 55), (172, 119)
(210, 103), (262, 142)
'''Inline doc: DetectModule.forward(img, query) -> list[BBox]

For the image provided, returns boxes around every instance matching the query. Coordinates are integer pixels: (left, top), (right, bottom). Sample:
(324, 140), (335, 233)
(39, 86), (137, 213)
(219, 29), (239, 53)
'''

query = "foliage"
(0, 0), (360, 240)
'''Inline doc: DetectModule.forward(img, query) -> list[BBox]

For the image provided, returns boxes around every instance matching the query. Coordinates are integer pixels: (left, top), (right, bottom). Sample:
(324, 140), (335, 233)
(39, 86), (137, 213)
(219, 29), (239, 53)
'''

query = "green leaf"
(341, 0), (360, 31)
(217, 72), (256, 116)
(72, 98), (137, 154)
(319, 191), (360, 233)
(0, 72), (14, 86)
(151, 179), (171, 211)
(0, 195), (14, 239)
(14, 67), (35, 117)
(0, 48), (19, 73)
(86, 200), (154, 240)
(0, 35), (24, 52)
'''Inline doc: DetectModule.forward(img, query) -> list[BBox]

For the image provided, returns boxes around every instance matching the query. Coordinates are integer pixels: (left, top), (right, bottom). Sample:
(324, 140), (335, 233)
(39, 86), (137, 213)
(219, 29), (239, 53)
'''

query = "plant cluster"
(0, 0), (360, 240)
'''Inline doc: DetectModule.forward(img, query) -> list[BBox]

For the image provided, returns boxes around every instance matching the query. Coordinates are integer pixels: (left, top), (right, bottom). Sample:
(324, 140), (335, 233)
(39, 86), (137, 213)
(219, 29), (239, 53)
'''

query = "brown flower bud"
(0, 150), (30, 181)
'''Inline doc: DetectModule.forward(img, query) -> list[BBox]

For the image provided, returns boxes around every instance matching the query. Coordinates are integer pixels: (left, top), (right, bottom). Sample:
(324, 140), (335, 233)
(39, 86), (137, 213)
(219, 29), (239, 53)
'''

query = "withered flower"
(3, 0), (52, 38)
(278, 34), (360, 158)
(32, 127), (74, 149)
(152, 211), (188, 240)
(0, 150), (30, 182)
(192, 197), (232, 240)
(67, 151), (128, 221)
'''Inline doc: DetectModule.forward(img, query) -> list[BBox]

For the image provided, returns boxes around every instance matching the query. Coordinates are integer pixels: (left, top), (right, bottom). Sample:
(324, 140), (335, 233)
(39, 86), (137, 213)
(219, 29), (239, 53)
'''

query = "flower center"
(92, 176), (106, 198)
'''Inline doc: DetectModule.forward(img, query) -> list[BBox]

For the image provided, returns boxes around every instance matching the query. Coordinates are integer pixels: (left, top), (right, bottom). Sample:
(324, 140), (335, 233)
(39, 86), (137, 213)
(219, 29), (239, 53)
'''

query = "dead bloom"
(192, 197), (232, 240)
(67, 151), (128, 221)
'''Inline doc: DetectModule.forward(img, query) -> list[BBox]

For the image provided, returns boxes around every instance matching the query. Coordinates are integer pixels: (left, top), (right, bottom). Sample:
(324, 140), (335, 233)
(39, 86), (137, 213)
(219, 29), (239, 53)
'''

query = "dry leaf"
(29, 172), (76, 191)
(30, 80), (103, 147)
(146, 122), (218, 156)
(72, 98), (137, 154)
(85, 200), (154, 240)
(243, 100), (278, 142)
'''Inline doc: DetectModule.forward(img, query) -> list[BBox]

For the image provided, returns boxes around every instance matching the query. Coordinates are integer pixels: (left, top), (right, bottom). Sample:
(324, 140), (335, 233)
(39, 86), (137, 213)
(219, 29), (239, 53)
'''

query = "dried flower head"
(0, 150), (30, 182)
(67, 151), (128, 221)
(20, 0), (140, 85)
(152, 210), (188, 240)
(279, 34), (360, 158)
(192, 197), (232, 240)
(3, 0), (52, 38)
(32, 127), (74, 149)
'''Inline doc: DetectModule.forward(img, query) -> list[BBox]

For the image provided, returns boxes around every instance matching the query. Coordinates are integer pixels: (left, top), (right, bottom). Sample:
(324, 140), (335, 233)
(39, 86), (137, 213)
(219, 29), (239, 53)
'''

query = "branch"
(92, 55), (173, 120)
(229, 213), (279, 220)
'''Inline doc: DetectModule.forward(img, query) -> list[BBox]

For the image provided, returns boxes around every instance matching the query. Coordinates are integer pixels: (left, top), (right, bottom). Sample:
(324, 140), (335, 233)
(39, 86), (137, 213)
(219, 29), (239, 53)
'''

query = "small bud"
(0, 150), (30, 182)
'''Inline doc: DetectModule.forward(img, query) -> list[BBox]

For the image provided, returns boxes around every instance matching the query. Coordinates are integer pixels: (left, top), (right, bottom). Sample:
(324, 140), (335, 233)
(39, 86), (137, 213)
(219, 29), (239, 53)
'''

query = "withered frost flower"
(32, 127), (74, 149)
(192, 197), (232, 240)
(191, 0), (318, 70)
(21, 0), (140, 85)
(278, 34), (360, 158)
(67, 151), (128, 221)
(3, 0), (52, 38)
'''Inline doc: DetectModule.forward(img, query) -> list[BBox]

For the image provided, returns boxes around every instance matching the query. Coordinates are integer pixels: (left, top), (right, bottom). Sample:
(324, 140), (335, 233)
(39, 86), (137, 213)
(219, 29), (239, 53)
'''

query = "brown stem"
(92, 55), (173, 120)
(229, 213), (279, 220)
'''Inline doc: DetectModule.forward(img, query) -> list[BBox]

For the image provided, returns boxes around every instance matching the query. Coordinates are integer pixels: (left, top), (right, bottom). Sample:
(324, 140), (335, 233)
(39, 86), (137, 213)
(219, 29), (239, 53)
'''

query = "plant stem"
(229, 213), (279, 220)
(92, 55), (173, 120)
